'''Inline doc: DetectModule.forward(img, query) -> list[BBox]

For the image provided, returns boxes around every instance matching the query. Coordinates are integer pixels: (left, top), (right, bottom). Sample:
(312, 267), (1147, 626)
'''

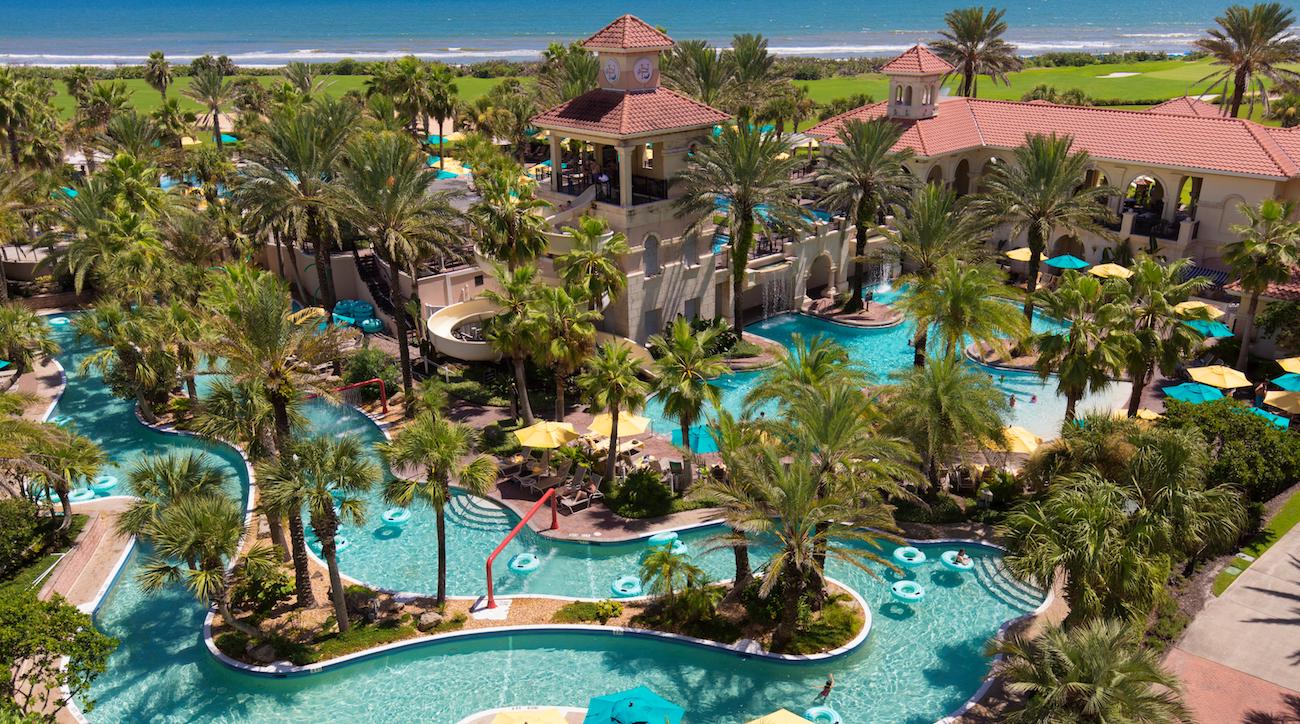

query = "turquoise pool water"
(645, 310), (1132, 452)
(47, 316), (1043, 723)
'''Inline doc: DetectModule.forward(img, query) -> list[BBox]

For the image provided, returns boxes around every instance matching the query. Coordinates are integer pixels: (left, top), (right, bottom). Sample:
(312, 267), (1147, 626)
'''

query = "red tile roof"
(806, 97), (1300, 179)
(1146, 96), (1223, 118)
(532, 87), (730, 138)
(1227, 268), (1300, 301)
(582, 15), (674, 51)
(881, 45), (954, 75)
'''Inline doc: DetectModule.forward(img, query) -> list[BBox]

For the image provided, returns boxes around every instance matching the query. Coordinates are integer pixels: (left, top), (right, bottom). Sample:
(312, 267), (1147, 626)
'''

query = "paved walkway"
(1172, 514), (1300, 718)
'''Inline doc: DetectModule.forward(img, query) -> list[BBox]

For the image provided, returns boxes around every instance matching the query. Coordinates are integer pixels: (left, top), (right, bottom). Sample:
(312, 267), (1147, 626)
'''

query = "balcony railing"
(553, 173), (668, 206)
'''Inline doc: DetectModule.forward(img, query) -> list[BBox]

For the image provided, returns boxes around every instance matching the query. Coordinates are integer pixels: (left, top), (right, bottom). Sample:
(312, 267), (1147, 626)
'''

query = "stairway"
(974, 556), (1046, 612)
(355, 253), (417, 338)
(445, 494), (514, 533)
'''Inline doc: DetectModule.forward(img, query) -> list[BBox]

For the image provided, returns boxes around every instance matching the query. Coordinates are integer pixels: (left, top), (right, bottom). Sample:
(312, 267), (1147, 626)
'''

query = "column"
(549, 134), (562, 193)
(617, 146), (632, 208)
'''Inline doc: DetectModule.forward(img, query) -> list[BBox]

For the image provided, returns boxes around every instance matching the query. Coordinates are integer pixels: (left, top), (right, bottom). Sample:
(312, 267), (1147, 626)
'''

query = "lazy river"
(46, 316), (1045, 723)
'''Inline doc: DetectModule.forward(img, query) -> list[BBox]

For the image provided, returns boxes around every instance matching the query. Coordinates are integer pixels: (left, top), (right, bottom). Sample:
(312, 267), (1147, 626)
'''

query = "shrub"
(1159, 399), (1300, 502)
(230, 565), (294, 616)
(553, 599), (623, 624)
(605, 468), (674, 519)
(0, 499), (39, 575)
(894, 493), (966, 524)
(342, 348), (400, 403)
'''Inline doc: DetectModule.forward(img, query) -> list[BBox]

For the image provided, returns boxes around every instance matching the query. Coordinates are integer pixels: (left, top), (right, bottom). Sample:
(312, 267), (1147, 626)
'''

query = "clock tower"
(583, 14), (672, 92)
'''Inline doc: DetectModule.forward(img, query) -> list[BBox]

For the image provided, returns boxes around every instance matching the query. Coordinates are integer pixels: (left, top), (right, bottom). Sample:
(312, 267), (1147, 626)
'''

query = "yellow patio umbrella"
(1277, 357), (1300, 374)
(1114, 407), (1162, 421)
(1187, 365), (1251, 389)
(1174, 301), (1225, 320)
(1089, 263), (1133, 279)
(490, 710), (570, 724)
(747, 710), (810, 724)
(1264, 390), (1300, 415)
(996, 426), (1042, 454)
(180, 136), (201, 147)
(513, 421), (579, 449)
(1004, 247), (1034, 262)
(776, 152), (791, 160)
(588, 411), (651, 437)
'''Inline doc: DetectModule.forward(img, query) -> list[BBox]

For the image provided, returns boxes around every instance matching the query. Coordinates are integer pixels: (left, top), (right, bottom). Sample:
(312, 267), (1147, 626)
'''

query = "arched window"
(904, 86), (913, 105)
(643, 234), (660, 277)
(895, 85), (904, 104)
(922, 86), (931, 105)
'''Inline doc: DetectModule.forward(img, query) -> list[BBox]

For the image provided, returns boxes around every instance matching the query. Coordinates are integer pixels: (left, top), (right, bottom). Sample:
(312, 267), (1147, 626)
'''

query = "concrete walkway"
(1173, 517), (1300, 717)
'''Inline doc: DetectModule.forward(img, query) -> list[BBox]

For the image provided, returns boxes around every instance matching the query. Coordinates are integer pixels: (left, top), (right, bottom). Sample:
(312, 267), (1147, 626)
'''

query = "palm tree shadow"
(1243, 693), (1300, 724)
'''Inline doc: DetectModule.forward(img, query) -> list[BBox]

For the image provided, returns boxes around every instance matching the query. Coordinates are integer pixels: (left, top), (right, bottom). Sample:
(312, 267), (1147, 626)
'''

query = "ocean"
(0, 0), (1230, 66)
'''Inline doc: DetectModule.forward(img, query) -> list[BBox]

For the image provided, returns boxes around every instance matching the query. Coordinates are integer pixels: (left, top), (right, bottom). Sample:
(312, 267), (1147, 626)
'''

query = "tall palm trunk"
(309, 209), (336, 315)
(286, 508), (315, 607)
(321, 530), (350, 633)
(1126, 362), (1152, 417)
(1229, 66), (1248, 118)
(266, 512), (289, 561)
(679, 419), (694, 490)
(724, 533), (752, 605)
(772, 565), (803, 651)
(1022, 232), (1044, 323)
(844, 198), (873, 314)
(1064, 391), (1080, 424)
(731, 209), (756, 331)
(604, 409), (620, 485)
(512, 353), (535, 425)
(212, 109), (223, 149)
(388, 260), (415, 416)
(554, 371), (566, 421)
(435, 501), (448, 605)
(135, 388), (158, 424)
(5, 125), (18, 167)
(912, 329), (928, 367)
(56, 489), (73, 532)
(217, 586), (262, 639)
(1236, 292), (1260, 371)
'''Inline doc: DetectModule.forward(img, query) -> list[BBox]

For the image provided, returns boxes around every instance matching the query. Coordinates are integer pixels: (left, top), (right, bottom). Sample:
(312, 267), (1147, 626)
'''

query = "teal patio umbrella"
(0, 360), (10, 370)
(1045, 254), (1089, 270)
(1249, 406), (1290, 429)
(584, 686), (685, 724)
(1272, 373), (1300, 391)
(1164, 382), (1224, 404)
(1184, 319), (1234, 338)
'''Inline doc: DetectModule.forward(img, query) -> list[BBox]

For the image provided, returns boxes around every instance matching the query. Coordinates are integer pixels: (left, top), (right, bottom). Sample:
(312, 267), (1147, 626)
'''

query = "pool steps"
(445, 495), (513, 531)
(972, 557), (1044, 611)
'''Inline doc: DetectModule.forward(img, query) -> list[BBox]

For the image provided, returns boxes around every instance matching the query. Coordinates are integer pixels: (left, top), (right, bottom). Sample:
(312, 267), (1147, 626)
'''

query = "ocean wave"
(0, 48), (550, 66)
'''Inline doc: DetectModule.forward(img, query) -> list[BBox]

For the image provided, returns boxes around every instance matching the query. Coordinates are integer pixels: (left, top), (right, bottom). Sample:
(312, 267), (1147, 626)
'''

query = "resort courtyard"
(5, 5), (1300, 724)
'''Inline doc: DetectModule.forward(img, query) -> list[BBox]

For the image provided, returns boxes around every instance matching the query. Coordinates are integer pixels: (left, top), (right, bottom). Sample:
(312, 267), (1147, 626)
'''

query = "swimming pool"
(46, 317), (1044, 723)
(645, 311), (1132, 452)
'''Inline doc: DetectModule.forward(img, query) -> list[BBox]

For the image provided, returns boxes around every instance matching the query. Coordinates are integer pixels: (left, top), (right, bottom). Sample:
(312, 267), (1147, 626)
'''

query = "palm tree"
(536, 41), (599, 107)
(257, 435), (379, 631)
(469, 169), (551, 270)
(1032, 272), (1127, 424)
(1224, 198), (1300, 370)
(744, 334), (868, 410)
(1110, 258), (1209, 416)
(118, 452), (228, 538)
(137, 494), (279, 640)
(675, 121), (805, 330)
(1194, 2), (1300, 118)
(28, 428), (104, 532)
(332, 131), (463, 408)
(159, 299), (206, 400)
(237, 98), (359, 312)
(379, 412), (498, 605)
(0, 301), (58, 391)
(576, 343), (649, 485)
(184, 67), (232, 149)
(144, 51), (172, 100)
(663, 40), (734, 108)
(990, 619), (1192, 724)
(483, 263), (541, 425)
(931, 7), (1022, 98)
(533, 285), (601, 420)
(889, 180), (982, 280)
(970, 133), (1114, 322)
(72, 303), (177, 424)
(648, 317), (728, 485)
(555, 216), (630, 311)
(816, 118), (916, 313)
(0, 167), (46, 300)
(692, 410), (766, 597)
(639, 547), (706, 605)
(895, 258), (1028, 366)
(727, 34), (776, 113)
(886, 355), (1009, 489)
(427, 65), (458, 170)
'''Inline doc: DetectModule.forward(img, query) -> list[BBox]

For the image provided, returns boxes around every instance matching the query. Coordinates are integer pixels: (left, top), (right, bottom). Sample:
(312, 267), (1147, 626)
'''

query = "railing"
(307, 377), (389, 414)
(484, 487), (558, 609)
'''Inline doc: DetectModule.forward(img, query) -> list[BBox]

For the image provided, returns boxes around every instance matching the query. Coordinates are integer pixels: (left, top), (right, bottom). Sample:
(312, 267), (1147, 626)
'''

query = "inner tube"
(804, 705), (843, 724)
(611, 575), (642, 598)
(67, 488), (96, 503)
(90, 475), (118, 493)
(940, 550), (975, 572)
(359, 318), (383, 334)
(647, 531), (679, 548)
(49, 316), (70, 326)
(670, 539), (688, 556)
(891, 580), (926, 604)
(893, 546), (927, 567)
(509, 552), (540, 573)
(381, 507), (411, 527)
(50, 416), (71, 426)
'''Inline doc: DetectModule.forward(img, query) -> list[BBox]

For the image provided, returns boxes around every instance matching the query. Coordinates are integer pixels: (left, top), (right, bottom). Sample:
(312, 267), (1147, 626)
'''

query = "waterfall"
(760, 273), (793, 319)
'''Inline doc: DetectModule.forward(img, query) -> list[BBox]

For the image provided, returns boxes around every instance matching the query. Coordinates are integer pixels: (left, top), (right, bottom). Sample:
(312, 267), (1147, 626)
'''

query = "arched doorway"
(642, 234), (660, 277)
(953, 159), (971, 196)
(1124, 175), (1166, 217)
(926, 165), (944, 186)
(806, 253), (833, 298)
(1051, 235), (1085, 258)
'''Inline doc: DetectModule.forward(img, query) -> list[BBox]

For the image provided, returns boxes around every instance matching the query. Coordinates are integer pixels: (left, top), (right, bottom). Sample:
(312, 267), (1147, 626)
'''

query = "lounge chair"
(537, 461), (573, 491)
(559, 488), (592, 514)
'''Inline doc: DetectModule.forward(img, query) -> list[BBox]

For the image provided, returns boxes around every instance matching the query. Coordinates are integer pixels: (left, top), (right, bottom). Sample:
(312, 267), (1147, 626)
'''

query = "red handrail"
(485, 488), (559, 609)
(332, 377), (388, 414)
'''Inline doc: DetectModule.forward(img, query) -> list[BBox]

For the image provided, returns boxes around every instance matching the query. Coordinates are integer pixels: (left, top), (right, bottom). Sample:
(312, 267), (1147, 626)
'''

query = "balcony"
(554, 172), (669, 206)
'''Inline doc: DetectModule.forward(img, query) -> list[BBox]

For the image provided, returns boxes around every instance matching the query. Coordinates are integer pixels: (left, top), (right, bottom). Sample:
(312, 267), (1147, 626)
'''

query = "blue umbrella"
(1272, 373), (1300, 391)
(220, 133), (239, 144)
(1184, 319), (1234, 338)
(1045, 254), (1089, 270)
(0, 360), (10, 370)
(584, 686), (685, 724)
(1249, 406), (1291, 429)
(1164, 382), (1224, 404)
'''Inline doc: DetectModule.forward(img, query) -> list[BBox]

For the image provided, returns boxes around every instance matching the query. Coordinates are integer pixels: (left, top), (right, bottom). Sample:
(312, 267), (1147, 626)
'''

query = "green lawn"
(0, 515), (88, 596)
(1212, 488), (1300, 596)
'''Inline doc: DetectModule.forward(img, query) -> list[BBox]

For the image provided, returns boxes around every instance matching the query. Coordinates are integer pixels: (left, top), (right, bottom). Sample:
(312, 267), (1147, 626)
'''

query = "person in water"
(1009, 394), (1017, 408)
(955, 548), (972, 566)
(1030, 394), (1038, 404)
(816, 673), (834, 700)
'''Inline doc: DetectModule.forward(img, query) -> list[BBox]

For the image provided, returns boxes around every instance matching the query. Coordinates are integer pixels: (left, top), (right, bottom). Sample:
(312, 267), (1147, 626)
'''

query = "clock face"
(634, 57), (654, 84)
(603, 59), (620, 83)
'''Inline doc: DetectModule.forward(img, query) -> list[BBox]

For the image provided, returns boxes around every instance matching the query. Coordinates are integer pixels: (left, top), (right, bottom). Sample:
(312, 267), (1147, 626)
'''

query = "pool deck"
(15, 355), (65, 421)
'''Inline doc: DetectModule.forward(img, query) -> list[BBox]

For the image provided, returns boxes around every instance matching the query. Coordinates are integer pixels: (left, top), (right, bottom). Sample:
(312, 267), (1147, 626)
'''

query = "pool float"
(646, 531), (679, 548)
(90, 475), (118, 494)
(381, 507), (411, 527)
(893, 546), (927, 567)
(669, 539), (688, 556)
(508, 552), (540, 573)
(49, 316), (70, 326)
(940, 550), (975, 573)
(334, 536), (351, 553)
(67, 488), (96, 503)
(50, 416), (71, 427)
(891, 580), (925, 604)
(803, 705), (842, 724)
(359, 318), (383, 334)
(611, 575), (642, 598)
